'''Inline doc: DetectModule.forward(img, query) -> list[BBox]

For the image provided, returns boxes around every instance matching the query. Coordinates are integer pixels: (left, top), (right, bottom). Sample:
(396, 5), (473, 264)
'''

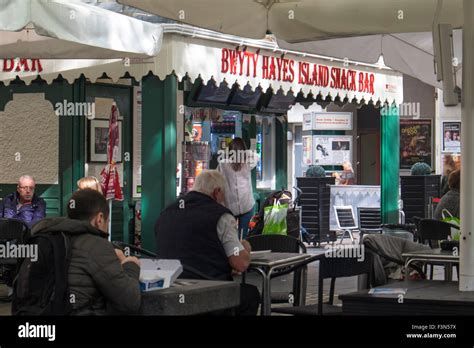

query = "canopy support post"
(460, 0), (474, 291)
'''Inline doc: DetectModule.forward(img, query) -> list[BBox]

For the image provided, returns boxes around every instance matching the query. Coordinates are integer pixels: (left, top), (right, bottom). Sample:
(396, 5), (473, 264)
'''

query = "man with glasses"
(2, 175), (46, 228)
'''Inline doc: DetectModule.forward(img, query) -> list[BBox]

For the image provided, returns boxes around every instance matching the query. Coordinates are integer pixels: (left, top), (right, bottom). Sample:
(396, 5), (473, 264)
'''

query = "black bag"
(12, 231), (73, 316)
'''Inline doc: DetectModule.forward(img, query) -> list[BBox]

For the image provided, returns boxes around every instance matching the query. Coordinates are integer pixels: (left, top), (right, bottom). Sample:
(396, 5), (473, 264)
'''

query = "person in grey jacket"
(434, 169), (460, 220)
(31, 189), (141, 315)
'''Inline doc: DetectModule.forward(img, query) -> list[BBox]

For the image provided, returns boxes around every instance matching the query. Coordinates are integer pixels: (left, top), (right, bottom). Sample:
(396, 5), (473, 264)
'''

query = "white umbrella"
(0, 0), (162, 58)
(118, 0), (462, 41)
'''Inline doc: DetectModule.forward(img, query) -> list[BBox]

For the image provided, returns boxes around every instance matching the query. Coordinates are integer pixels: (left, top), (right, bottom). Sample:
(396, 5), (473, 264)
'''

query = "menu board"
(313, 135), (352, 165)
(400, 119), (432, 169)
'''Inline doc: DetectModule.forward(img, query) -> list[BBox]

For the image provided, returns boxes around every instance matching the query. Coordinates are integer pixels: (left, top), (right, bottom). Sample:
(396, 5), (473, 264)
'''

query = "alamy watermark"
(324, 244), (365, 262)
(0, 242), (37, 262)
(54, 100), (95, 119)
(381, 102), (420, 119)
(217, 148), (258, 165)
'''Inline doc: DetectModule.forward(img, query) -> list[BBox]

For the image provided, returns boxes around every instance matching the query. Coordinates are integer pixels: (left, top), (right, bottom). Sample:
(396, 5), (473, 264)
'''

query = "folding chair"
(334, 206), (358, 244)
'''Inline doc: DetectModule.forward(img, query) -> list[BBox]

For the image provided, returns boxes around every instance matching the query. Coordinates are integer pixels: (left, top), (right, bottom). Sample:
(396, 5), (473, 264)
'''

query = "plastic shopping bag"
(441, 209), (460, 241)
(262, 199), (288, 235)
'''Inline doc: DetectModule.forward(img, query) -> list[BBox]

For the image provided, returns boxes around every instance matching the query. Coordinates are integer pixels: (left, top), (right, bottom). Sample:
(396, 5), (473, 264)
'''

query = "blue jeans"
(237, 206), (254, 240)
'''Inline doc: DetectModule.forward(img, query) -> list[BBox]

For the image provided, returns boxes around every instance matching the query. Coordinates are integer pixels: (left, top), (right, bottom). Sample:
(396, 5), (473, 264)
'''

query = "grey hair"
(18, 175), (35, 184)
(192, 170), (226, 197)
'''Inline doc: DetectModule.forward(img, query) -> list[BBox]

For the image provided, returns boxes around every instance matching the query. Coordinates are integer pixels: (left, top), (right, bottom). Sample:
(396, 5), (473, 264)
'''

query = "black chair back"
(357, 207), (382, 231)
(334, 206), (357, 229)
(418, 219), (454, 247)
(318, 250), (373, 314)
(0, 218), (30, 292)
(0, 218), (30, 244)
(246, 234), (306, 253)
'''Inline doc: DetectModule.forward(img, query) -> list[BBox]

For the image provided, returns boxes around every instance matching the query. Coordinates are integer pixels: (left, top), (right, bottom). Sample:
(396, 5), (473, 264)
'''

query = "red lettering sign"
(220, 48), (375, 94)
(1, 59), (43, 73)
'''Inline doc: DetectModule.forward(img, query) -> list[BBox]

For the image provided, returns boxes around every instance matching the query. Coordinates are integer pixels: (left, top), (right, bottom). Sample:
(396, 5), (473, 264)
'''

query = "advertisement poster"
(302, 135), (312, 165)
(442, 121), (461, 153)
(313, 135), (352, 165)
(400, 119), (432, 169)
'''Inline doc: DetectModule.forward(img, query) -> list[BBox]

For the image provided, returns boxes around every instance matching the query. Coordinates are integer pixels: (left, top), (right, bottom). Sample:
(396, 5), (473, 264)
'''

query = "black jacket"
(155, 191), (233, 281)
(31, 217), (141, 315)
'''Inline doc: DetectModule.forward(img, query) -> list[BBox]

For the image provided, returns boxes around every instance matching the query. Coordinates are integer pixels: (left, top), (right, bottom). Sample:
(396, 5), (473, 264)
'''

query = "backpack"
(12, 231), (73, 316)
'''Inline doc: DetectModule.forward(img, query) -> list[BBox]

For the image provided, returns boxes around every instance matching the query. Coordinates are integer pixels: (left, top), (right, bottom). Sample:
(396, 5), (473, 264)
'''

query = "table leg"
(299, 266), (307, 306)
(252, 268), (269, 316)
(446, 263), (453, 281)
(263, 268), (274, 316)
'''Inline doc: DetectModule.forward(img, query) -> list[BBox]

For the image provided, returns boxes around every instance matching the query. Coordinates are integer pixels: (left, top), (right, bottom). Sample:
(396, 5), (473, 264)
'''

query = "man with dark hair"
(28, 189), (141, 315)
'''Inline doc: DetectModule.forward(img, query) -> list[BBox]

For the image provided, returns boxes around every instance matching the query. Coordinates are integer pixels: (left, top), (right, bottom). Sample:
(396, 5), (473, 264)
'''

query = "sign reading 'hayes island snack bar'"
(221, 48), (375, 94)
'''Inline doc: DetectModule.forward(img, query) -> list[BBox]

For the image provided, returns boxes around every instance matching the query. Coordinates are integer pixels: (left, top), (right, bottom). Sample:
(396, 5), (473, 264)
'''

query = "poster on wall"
(302, 135), (312, 165)
(400, 119), (432, 169)
(313, 135), (352, 166)
(442, 121), (461, 153)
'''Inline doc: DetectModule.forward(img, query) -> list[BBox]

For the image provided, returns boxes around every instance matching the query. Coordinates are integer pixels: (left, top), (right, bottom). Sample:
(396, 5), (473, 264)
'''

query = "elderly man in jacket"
(155, 170), (260, 315)
(30, 189), (141, 315)
(2, 175), (46, 228)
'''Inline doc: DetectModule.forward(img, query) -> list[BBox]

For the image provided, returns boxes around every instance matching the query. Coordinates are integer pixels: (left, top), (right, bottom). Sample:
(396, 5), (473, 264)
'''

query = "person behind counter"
(332, 161), (355, 185)
(217, 137), (257, 239)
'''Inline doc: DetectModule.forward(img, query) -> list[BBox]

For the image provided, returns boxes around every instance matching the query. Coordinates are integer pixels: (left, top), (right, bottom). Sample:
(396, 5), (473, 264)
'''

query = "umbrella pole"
(460, 0), (474, 291)
(108, 200), (112, 242)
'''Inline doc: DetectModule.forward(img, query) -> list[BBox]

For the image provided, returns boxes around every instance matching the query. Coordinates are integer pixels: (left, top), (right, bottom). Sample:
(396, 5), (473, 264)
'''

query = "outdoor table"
(140, 279), (240, 315)
(245, 252), (312, 316)
(340, 280), (474, 315)
(402, 248), (459, 281)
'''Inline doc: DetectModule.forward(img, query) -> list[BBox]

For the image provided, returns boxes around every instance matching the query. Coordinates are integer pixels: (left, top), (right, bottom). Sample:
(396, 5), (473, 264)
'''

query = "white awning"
(277, 31), (463, 89)
(0, 33), (403, 105)
(118, 0), (462, 42)
(0, 0), (162, 59)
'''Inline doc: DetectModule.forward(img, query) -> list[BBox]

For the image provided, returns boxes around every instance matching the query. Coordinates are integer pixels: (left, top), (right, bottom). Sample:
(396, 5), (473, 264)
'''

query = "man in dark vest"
(155, 170), (260, 315)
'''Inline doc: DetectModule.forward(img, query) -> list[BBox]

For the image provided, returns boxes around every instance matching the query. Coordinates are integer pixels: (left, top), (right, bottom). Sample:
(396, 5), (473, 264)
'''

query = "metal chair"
(273, 250), (374, 316)
(245, 234), (307, 307)
(334, 206), (358, 244)
(0, 218), (30, 301)
(418, 219), (460, 280)
(357, 207), (382, 241)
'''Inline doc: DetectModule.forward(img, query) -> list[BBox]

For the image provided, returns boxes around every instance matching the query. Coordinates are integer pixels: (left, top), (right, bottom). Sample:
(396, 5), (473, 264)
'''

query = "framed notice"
(442, 121), (461, 153)
(400, 119), (432, 169)
(313, 135), (352, 166)
(88, 119), (122, 163)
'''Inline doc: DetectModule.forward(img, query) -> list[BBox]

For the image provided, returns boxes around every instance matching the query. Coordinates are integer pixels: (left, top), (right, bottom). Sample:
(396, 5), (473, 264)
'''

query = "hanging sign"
(303, 112), (352, 131)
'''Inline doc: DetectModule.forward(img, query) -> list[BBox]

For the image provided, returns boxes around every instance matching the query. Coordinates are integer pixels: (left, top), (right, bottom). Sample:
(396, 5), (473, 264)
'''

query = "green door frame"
(380, 105), (400, 223)
(141, 74), (177, 251)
